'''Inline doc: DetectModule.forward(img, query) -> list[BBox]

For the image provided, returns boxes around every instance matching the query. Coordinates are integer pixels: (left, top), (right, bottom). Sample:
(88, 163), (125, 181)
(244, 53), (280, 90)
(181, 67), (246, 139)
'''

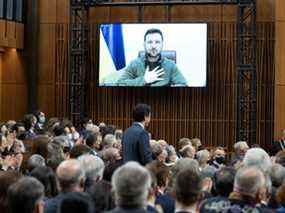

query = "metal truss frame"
(236, 0), (256, 144)
(70, 0), (89, 126)
(69, 0), (257, 144)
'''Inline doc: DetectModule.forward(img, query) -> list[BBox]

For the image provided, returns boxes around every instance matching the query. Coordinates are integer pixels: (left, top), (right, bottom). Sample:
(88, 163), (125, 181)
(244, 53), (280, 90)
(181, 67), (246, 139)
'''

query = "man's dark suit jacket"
(44, 193), (66, 213)
(271, 139), (285, 156)
(155, 192), (175, 213)
(122, 122), (153, 165)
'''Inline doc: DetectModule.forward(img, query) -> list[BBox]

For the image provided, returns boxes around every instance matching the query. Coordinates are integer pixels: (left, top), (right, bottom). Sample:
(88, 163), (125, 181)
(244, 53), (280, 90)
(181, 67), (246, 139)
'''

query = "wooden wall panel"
(16, 23), (24, 48)
(87, 3), (274, 150)
(275, 22), (285, 84)
(0, 21), (24, 49)
(142, 6), (168, 22)
(276, 0), (285, 21)
(54, 23), (69, 118)
(0, 50), (27, 122)
(275, 87), (285, 132)
(6, 21), (16, 47)
(56, 0), (69, 23)
(89, 7), (110, 22)
(256, 0), (275, 22)
(38, 24), (56, 84)
(171, 5), (221, 22)
(1, 83), (27, 121)
(274, 0), (285, 139)
(110, 7), (139, 22)
(0, 20), (8, 47)
(0, 19), (25, 122)
(39, 0), (57, 23)
(1, 50), (26, 84)
(37, 24), (57, 116)
(257, 22), (275, 147)
(37, 0), (69, 118)
(38, 85), (56, 116)
(0, 53), (2, 119)
(37, 1), (275, 150)
(0, 84), (27, 121)
(221, 5), (237, 22)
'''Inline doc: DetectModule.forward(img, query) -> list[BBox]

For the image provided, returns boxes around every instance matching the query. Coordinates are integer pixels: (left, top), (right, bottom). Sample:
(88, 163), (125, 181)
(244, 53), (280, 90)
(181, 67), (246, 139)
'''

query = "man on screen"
(117, 28), (187, 86)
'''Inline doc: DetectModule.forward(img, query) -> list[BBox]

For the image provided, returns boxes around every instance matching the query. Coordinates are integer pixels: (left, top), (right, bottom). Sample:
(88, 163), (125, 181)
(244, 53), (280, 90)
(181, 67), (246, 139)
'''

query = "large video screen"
(99, 23), (207, 87)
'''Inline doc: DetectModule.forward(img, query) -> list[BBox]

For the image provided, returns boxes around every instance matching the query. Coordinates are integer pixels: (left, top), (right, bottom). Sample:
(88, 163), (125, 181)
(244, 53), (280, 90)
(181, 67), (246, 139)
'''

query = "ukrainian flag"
(100, 24), (126, 70)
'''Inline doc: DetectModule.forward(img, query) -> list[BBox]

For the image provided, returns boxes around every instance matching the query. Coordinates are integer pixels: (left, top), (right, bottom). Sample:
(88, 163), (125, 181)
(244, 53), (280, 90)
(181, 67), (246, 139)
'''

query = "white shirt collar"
(134, 122), (145, 129)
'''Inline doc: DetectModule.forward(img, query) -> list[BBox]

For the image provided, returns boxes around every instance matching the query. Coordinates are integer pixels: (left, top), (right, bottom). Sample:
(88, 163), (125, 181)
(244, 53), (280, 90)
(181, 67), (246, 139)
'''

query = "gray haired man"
(110, 161), (151, 213)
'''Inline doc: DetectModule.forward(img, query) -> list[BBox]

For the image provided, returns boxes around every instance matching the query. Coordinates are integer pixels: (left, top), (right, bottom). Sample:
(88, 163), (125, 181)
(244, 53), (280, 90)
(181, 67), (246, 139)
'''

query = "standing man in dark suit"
(122, 103), (153, 165)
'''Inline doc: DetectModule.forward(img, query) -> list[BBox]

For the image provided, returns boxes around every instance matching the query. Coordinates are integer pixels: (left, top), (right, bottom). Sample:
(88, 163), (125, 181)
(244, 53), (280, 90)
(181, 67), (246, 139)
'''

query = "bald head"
(56, 159), (85, 192)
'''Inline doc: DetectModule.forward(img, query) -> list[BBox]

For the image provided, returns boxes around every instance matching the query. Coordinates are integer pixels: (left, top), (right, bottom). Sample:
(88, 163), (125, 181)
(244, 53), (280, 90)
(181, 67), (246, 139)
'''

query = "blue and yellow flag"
(100, 24), (126, 70)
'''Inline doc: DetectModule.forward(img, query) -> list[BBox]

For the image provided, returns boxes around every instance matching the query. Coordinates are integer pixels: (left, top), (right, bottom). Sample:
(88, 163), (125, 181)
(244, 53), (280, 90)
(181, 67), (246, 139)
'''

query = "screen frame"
(97, 22), (209, 88)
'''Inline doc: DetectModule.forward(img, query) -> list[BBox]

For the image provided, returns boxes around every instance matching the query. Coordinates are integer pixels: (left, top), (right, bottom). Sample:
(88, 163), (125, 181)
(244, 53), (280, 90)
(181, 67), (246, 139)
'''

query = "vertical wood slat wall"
(274, 0), (285, 139)
(38, 1), (274, 150)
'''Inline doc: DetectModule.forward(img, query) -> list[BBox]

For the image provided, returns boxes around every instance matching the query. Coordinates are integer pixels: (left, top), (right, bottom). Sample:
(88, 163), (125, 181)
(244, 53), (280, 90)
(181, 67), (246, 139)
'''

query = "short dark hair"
(100, 125), (116, 140)
(103, 161), (121, 182)
(33, 110), (42, 121)
(53, 124), (65, 136)
(58, 192), (94, 213)
(11, 122), (25, 133)
(81, 117), (92, 128)
(144, 28), (163, 41)
(175, 169), (202, 206)
(213, 167), (236, 197)
(23, 114), (35, 130)
(85, 131), (98, 147)
(8, 177), (44, 213)
(82, 117), (92, 125)
(132, 104), (151, 122)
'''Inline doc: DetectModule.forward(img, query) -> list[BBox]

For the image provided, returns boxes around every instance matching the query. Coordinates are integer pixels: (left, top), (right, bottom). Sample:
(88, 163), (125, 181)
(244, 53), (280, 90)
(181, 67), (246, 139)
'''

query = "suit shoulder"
(124, 124), (144, 134)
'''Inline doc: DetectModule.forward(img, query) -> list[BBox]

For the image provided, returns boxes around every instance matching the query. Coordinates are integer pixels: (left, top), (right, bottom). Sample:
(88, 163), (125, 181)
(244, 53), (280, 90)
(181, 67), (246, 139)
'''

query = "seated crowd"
(1, 111), (285, 213)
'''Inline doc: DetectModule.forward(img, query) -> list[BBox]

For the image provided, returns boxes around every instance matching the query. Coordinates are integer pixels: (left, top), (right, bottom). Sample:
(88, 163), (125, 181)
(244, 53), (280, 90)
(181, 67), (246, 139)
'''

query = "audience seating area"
(0, 111), (284, 213)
